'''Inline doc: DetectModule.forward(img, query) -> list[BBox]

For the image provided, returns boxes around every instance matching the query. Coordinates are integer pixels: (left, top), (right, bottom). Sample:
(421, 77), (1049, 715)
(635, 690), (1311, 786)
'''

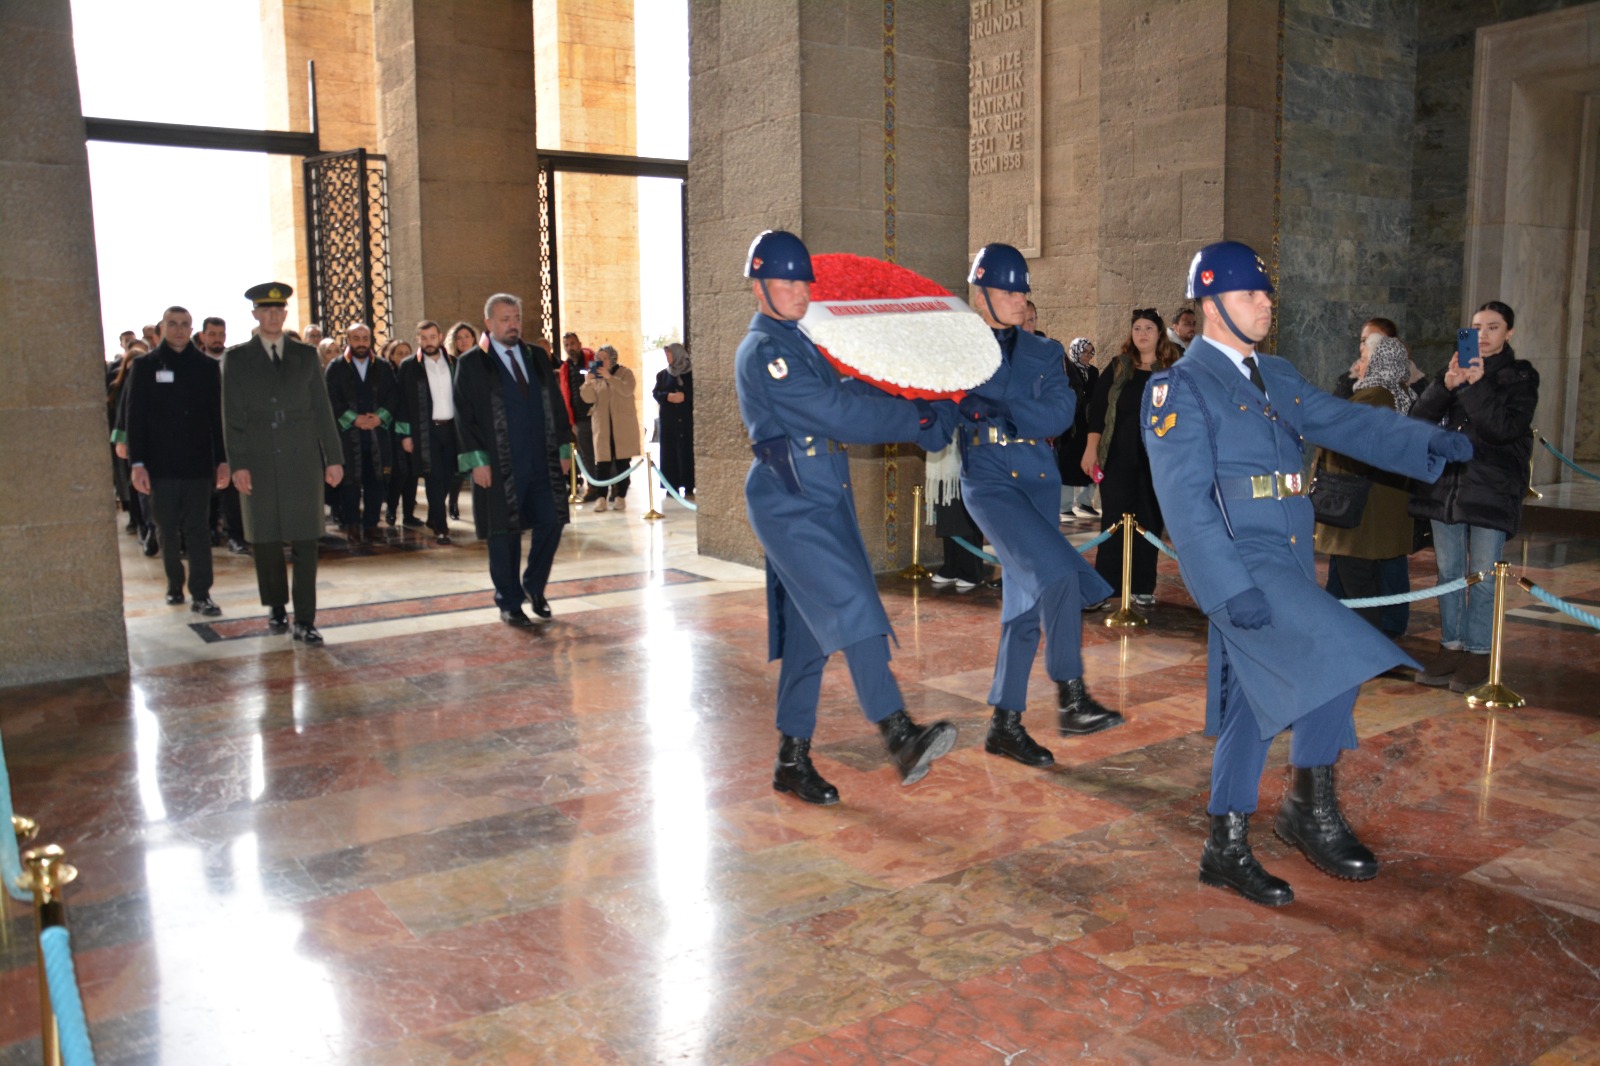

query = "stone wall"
(375, 0), (541, 338)
(0, 3), (127, 685)
(1276, 0), (1418, 386)
(262, 0), (379, 337)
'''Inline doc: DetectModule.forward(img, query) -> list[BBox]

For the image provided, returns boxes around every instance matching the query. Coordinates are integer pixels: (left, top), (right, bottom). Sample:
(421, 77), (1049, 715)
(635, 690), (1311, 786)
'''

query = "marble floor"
(2, 496), (1599, 1065)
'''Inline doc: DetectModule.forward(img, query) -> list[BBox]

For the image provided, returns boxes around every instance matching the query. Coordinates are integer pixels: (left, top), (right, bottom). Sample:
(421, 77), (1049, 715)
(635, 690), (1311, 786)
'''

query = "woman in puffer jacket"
(1408, 300), (1539, 693)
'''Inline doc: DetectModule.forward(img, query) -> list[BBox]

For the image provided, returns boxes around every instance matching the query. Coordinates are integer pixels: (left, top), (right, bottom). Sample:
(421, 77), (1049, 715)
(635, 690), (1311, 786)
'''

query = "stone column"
(1092, 0), (1277, 350)
(0, 2), (127, 685)
(261, 0), (378, 336)
(690, 0), (969, 570)
(374, 0), (541, 336)
(534, 0), (645, 430)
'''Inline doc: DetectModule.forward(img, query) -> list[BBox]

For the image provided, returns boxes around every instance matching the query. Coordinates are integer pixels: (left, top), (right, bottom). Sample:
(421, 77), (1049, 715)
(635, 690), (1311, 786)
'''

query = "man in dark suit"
(454, 293), (573, 627)
(396, 320), (458, 545)
(324, 323), (396, 545)
(126, 305), (230, 614)
(223, 282), (344, 645)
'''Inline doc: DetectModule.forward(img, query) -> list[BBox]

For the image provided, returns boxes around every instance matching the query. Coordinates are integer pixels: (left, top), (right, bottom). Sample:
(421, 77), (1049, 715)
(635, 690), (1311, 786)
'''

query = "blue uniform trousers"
(775, 588), (902, 738)
(988, 573), (1084, 712)
(1208, 654), (1357, 815)
(487, 476), (563, 609)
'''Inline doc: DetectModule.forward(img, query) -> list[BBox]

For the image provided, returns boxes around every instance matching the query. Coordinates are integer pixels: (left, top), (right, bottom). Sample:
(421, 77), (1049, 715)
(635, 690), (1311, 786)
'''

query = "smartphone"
(1456, 328), (1481, 368)
(1091, 463), (1104, 484)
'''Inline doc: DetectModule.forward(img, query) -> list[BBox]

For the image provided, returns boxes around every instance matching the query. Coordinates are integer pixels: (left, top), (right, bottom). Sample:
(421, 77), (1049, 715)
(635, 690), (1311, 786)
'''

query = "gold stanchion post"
(20, 844), (76, 1066)
(1465, 561), (1524, 708)
(899, 485), (931, 580)
(641, 453), (665, 521)
(1104, 514), (1147, 628)
(568, 452), (582, 504)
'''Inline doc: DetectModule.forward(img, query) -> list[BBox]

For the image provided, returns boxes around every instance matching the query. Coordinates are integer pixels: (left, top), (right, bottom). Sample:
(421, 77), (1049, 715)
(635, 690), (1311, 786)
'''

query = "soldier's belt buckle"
(1250, 472), (1306, 499)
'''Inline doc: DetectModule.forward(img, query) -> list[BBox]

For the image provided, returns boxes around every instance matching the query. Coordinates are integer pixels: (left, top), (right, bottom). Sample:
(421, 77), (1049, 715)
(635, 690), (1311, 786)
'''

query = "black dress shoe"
(773, 735), (840, 805)
(528, 593), (552, 620)
(143, 537), (161, 557)
(227, 538), (250, 555)
(1057, 678), (1125, 736)
(877, 710), (957, 785)
(292, 622), (324, 645)
(499, 606), (534, 628)
(435, 532), (451, 545)
(448, 504), (460, 520)
(1274, 765), (1379, 881)
(164, 590), (184, 606)
(190, 597), (222, 617)
(1200, 812), (1294, 906)
(402, 515), (424, 528)
(385, 512), (397, 527)
(345, 525), (364, 545)
(267, 607), (290, 633)
(984, 708), (1055, 767)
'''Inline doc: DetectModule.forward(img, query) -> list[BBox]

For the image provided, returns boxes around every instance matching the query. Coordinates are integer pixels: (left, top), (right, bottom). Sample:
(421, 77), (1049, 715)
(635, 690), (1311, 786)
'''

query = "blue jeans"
(1430, 521), (1506, 654)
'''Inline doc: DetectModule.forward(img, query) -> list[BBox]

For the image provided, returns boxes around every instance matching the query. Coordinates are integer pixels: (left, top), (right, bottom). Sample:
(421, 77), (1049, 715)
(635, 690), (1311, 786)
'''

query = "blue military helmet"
(744, 230), (815, 281)
(1186, 240), (1274, 299)
(967, 243), (1030, 293)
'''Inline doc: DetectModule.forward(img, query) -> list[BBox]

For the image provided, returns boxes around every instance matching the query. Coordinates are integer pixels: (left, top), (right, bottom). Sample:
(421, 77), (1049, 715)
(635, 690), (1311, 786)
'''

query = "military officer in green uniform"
(223, 283), (344, 645)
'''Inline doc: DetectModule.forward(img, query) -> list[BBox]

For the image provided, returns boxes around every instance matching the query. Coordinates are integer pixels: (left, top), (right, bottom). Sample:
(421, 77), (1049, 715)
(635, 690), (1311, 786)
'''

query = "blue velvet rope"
(0, 728), (27, 902)
(39, 927), (96, 1066)
(652, 465), (698, 511)
(952, 524), (1118, 565)
(572, 452), (645, 487)
(1520, 578), (1600, 630)
(1538, 436), (1600, 482)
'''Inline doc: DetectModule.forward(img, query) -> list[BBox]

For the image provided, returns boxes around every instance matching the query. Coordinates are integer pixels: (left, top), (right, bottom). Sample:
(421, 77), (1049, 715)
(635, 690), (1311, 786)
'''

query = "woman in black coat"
(1408, 300), (1539, 693)
(652, 342), (694, 496)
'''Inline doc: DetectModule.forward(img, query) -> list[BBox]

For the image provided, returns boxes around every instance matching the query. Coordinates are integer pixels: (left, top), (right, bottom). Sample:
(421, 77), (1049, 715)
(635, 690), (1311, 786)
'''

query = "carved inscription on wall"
(968, 0), (1041, 255)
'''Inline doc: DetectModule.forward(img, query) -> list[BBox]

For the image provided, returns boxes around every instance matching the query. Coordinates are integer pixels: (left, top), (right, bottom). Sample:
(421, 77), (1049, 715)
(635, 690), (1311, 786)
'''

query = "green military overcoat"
(222, 335), (343, 543)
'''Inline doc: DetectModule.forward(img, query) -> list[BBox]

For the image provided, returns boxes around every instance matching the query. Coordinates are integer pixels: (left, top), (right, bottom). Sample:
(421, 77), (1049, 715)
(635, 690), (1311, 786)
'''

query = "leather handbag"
(1309, 461), (1371, 529)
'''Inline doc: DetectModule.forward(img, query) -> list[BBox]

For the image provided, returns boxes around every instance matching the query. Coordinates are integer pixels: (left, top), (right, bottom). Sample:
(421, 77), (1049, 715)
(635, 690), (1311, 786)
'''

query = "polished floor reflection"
(2, 504), (1599, 1064)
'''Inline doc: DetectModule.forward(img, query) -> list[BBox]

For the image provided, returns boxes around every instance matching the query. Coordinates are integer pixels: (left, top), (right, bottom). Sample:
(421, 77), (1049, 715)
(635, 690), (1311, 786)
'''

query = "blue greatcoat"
(735, 313), (952, 660)
(959, 328), (1113, 622)
(1142, 337), (1450, 739)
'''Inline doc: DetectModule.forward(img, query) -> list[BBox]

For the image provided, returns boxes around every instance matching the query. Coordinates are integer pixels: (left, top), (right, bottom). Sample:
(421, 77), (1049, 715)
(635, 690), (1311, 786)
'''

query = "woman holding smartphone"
(1408, 300), (1539, 692)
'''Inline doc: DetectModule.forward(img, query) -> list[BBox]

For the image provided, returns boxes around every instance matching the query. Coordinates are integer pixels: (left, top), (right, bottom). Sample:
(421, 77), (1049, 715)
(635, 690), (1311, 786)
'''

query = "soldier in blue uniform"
(736, 230), (963, 805)
(1143, 241), (1473, 906)
(956, 243), (1122, 770)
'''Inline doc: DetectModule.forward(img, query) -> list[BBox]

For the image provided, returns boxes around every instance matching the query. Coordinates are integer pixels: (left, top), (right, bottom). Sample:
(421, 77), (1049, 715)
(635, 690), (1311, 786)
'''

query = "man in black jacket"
(325, 323), (398, 544)
(456, 294), (573, 626)
(396, 320), (458, 544)
(125, 306), (230, 614)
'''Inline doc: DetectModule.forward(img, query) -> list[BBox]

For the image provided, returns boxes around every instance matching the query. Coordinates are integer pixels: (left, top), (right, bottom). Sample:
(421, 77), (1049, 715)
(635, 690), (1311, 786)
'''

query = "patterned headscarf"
(1356, 335), (1413, 414)
(1068, 337), (1094, 365)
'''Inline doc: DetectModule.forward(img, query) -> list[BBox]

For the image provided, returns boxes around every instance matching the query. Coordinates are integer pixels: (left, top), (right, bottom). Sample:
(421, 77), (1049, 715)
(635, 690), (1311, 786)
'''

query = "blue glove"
(1429, 430), (1473, 464)
(1224, 587), (1272, 630)
(958, 393), (1009, 424)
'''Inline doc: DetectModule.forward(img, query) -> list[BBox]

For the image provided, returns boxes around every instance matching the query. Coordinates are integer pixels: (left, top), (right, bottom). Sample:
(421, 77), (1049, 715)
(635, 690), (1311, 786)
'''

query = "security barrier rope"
(39, 927), (95, 1066)
(1519, 577), (1600, 631)
(1537, 435), (1600, 483)
(652, 466), (698, 511)
(0, 729), (27, 901)
(952, 523), (1118, 566)
(572, 453), (646, 488)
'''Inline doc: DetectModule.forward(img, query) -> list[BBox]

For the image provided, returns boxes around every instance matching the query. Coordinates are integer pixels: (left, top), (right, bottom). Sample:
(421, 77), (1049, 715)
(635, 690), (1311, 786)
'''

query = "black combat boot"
(772, 735), (840, 806)
(876, 710), (957, 785)
(1199, 812), (1294, 907)
(984, 708), (1054, 767)
(1057, 678), (1125, 736)
(1274, 765), (1378, 881)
